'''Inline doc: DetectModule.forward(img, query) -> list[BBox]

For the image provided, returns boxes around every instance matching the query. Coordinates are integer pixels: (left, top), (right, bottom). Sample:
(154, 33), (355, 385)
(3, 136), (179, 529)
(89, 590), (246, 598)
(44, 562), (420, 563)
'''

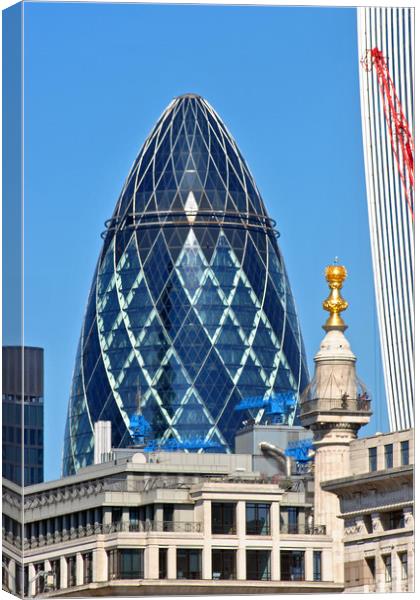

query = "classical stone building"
(323, 428), (414, 592)
(2, 451), (338, 596)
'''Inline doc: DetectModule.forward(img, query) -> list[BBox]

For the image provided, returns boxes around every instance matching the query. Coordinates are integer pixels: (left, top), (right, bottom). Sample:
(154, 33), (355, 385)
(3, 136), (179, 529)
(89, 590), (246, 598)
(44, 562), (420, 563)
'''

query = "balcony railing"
(300, 397), (371, 416)
(20, 521), (202, 550)
(280, 524), (326, 535)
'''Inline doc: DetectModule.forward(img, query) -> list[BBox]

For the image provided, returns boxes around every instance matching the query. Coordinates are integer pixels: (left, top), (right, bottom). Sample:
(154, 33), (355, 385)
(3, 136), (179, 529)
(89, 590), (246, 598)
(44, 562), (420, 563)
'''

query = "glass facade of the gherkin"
(62, 94), (309, 475)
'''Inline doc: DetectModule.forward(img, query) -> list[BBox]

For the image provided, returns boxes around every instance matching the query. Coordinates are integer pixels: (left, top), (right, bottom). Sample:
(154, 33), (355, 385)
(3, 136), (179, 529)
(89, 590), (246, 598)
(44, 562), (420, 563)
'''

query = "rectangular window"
(399, 552), (408, 581)
(246, 503), (271, 535)
(159, 548), (168, 579)
(382, 510), (404, 531)
(108, 549), (144, 580)
(246, 550), (271, 580)
(212, 549), (236, 580)
(313, 551), (322, 581)
(281, 550), (305, 581)
(83, 552), (93, 584)
(383, 555), (392, 583)
(163, 504), (174, 523)
(67, 556), (76, 587)
(384, 444), (393, 468)
(177, 549), (202, 580)
(212, 503), (236, 534)
(287, 507), (299, 534)
(368, 447), (377, 472)
(129, 508), (139, 532)
(120, 549), (144, 579)
(111, 507), (122, 525)
(400, 440), (409, 466)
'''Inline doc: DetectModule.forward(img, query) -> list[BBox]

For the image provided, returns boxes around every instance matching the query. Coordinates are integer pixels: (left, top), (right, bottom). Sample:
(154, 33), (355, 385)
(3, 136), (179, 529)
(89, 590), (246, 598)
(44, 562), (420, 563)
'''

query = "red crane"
(361, 47), (414, 220)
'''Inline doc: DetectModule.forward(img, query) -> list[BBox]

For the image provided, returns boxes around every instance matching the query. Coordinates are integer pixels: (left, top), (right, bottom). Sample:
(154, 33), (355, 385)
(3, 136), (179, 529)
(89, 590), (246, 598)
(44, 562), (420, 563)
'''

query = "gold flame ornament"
(322, 262), (348, 331)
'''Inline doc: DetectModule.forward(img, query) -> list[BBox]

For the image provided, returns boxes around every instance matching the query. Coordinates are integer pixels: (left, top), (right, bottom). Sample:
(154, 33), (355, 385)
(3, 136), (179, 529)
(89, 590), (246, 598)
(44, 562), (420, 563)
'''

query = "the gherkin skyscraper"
(63, 94), (309, 475)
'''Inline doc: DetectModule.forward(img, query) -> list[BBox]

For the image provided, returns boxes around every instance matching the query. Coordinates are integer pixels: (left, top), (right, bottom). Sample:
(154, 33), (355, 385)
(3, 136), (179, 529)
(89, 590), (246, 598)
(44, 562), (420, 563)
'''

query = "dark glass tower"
(2, 346), (44, 485)
(63, 94), (309, 475)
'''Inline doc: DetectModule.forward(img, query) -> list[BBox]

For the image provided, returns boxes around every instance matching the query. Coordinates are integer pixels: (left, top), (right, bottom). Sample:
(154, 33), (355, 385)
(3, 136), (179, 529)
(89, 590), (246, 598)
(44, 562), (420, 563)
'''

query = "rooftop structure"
(63, 94), (309, 475)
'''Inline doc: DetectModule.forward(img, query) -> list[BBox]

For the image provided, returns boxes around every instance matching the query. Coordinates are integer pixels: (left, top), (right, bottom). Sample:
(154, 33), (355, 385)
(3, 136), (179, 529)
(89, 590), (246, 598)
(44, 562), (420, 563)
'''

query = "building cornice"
(321, 465), (413, 493)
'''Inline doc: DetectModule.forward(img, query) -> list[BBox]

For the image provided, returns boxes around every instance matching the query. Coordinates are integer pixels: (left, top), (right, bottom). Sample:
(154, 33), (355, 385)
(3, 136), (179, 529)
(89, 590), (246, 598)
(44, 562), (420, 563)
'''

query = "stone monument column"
(299, 263), (371, 585)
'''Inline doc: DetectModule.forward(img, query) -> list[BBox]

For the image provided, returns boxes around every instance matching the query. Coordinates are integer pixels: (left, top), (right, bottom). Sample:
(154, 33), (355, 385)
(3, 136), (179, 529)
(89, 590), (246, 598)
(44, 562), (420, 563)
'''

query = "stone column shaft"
(167, 546), (177, 579)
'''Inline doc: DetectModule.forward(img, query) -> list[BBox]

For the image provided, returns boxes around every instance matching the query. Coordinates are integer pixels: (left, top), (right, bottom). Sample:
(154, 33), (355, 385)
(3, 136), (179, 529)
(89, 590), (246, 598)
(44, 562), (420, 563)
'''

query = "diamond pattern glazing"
(62, 95), (309, 475)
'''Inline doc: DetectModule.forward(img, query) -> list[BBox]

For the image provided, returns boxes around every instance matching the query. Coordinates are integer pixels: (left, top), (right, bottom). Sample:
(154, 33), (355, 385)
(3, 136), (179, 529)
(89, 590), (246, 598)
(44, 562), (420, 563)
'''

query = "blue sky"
(15, 2), (387, 480)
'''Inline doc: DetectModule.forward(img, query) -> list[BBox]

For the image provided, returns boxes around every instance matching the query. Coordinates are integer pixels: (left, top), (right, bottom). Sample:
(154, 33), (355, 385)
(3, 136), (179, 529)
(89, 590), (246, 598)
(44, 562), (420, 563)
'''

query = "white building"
(357, 7), (414, 431)
(2, 451), (338, 596)
(323, 428), (414, 593)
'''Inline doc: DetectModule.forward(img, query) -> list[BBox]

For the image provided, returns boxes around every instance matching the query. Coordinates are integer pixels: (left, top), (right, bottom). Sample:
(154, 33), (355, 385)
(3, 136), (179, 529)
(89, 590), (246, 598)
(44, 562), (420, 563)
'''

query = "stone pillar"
(93, 547), (107, 582)
(305, 550), (314, 582)
(8, 559), (16, 594)
(167, 546), (177, 579)
(202, 499), (212, 579)
(322, 549), (333, 582)
(76, 553), (84, 586)
(60, 556), (68, 589)
(313, 441), (351, 583)
(237, 501), (246, 580)
(154, 504), (163, 524)
(237, 547), (246, 580)
(299, 265), (372, 586)
(237, 501), (246, 538)
(28, 564), (36, 597)
(271, 502), (280, 580)
(146, 545), (159, 579)
(375, 550), (385, 593)
(103, 508), (112, 528)
(203, 500), (211, 537)
(121, 508), (130, 532)
(202, 544), (212, 580)
(407, 541), (414, 592)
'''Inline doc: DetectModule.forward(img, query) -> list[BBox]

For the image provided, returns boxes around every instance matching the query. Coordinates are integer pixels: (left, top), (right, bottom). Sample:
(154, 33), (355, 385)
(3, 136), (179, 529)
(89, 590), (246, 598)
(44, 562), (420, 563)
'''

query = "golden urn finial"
(322, 260), (348, 332)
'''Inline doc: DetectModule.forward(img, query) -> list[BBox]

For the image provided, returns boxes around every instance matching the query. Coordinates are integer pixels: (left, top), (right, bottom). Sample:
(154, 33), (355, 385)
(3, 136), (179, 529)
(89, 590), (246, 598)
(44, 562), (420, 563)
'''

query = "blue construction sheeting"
(143, 438), (224, 452)
(285, 438), (315, 462)
(234, 392), (296, 421)
(234, 396), (268, 411)
(129, 414), (152, 444)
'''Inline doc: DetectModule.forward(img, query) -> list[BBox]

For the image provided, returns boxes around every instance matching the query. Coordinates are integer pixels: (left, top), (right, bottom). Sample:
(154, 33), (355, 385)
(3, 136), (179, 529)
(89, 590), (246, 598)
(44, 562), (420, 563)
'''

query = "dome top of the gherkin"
(103, 95), (275, 255)
(175, 92), (203, 99)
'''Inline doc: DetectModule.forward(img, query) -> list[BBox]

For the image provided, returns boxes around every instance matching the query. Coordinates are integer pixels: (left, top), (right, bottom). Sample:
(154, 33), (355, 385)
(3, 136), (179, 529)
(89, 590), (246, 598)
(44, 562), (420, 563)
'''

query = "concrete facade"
(323, 428), (414, 593)
(2, 452), (339, 596)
